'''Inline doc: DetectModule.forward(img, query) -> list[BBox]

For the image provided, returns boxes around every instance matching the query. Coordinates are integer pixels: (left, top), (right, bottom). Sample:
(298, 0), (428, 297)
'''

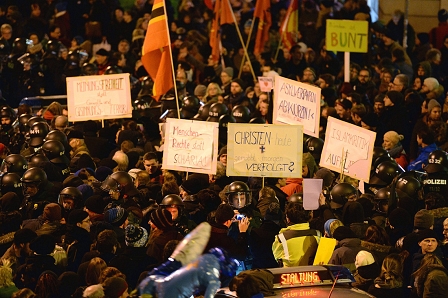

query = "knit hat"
(150, 209), (173, 230)
(194, 84), (207, 97)
(232, 78), (246, 90)
(355, 250), (375, 268)
(67, 129), (84, 140)
(264, 202), (281, 221)
(355, 251), (380, 279)
(427, 99), (441, 112)
(125, 224), (148, 247)
(181, 177), (204, 195)
(222, 67), (234, 78)
(339, 82), (353, 96)
(418, 228), (439, 242)
(383, 131), (404, 147)
(336, 98), (352, 110)
(218, 145), (227, 159)
(342, 201), (364, 225)
(104, 206), (128, 226)
(424, 78), (439, 92)
(215, 203), (235, 224)
(30, 234), (56, 255)
(77, 184), (94, 202)
(98, 158), (118, 171)
(103, 277), (128, 298)
(43, 203), (62, 222)
(386, 91), (403, 105)
(324, 219), (338, 237)
(388, 207), (411, 228)
(360, 113), (378, 128)
(95, 166), (113, 182)
(333, 226), (357, 241)
(414, 209), (434, 229)
(83, 284), (104, 298)
(68, 209), (89, 225)
(95, 48), (110, 57)
(384, 29), (398, 41)
(85, 195), (106, 214)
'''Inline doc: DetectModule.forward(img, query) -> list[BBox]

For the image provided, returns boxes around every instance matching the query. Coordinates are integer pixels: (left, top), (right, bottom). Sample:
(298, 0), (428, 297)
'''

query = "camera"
(235, 214), (246, 220)
(26, 39), (33, 46)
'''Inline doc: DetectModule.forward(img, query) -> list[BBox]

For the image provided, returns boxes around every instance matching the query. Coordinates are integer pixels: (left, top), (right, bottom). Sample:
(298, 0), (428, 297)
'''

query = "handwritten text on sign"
(227, 123), (303, 177)
(325, 19), (368, 53)
(319, 117), (376, 183)
(163, 118), (218, 175)
(258, 76), (274, 92)
(273, 76), (320, 137)
(66, 73), (132, 121)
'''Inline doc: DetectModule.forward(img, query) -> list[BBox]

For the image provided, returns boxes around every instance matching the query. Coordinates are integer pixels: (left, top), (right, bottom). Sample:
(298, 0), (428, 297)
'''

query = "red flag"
(142, 0), (173, 99)
(209, 0), (221, 63)
(279, 0), (299, 52)
(220, 0), (234, 25)
(253, 0), (272, 56)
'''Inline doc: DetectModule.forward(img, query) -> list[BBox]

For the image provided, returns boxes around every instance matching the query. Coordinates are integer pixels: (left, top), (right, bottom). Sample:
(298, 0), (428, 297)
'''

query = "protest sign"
(258, 76), (274, 92)
(313, 237), (337, 265)
(162, 118), (219, 175)
(326, 19), (369, 53)
(66, 73), (132, 121)
(273, 76), (320, 137)
(303, 178), (322, 210)
(320, 117), (376, 183)
(227, 123), (303, 177)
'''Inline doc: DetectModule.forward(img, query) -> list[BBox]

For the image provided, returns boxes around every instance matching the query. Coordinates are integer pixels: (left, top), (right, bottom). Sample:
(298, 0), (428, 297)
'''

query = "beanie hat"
(232, 78), (246, 90)
(43, 203), (62, 222)
(218, 145), (227, 159)
(128, 168), (142, 180)
(384, 29), (398, 41)
(418, 228), (438, 242)
(125, 224), (148, 247)
(68, 209), (88, 225)
(333, 226), (357, 241)
(77, 184), (94, 202)
(424, 77), (439, 92)
(339, 82), (353, 96)
(223, 67), (234, 78)
(76, 154), (96, 172)
(342, 201), (365, 225)
(98, 158), (118, 171)
(181, 177), (203, 195)
(30, 234), (56, 255)
(427, 99), (441, 112)
(383, 131), (404, 147)
(324, 219), (338, 237)
(83, 284), (104, 298)
(417, 33), (430, 45)
(336, 98), (352, 110)
(67, 129), (84, 140)
(386, 91), (403, 105)
(360, 113), (378, 128)
(103, 277), (128, 298)
(355, 250), (375, 268)
(388, 207), (411, 228)
(85, 195), (106, 214)
(194, 84), (207, 97)
(104, 207), (128, 226)
(95, 166), (113, 182)
(215, 203), (235, 224)
(63, 175), (84, 188)
(264, 202), (281, 221)
(414, 209), (434, 229)
(150, 209), (173, 230)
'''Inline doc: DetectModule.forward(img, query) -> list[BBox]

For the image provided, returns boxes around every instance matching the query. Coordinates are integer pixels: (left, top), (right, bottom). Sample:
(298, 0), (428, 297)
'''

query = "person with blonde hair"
(0, 258), (19, 298)
(368, 253), (404, 297)
(85, 257), (107, 286)
(204, 82), (222, 103)
(411, 253), (448, 298)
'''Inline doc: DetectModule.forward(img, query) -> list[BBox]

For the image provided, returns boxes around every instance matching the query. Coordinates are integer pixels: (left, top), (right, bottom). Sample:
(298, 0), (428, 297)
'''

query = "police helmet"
(21, 167), (48, 187)
(374, 187), (393, 214)
(288, 193), (303, 205)
(11, 38), (27, 55)
(58, 186), (83, 209)
(369, 160), (399, 186)
(45, 130), (68, 148)
(249, 117), (265, 124)
(207, 102), (228, 122)
(193, 103), (212, 121)
(138, 76), (154, 97)
(13, 114), (32, 134)
(425, 149), (448, 174)
(226, 181), (252, 209)
(28, 154), (49, 168)
(104, 65), (122, 75)
(305, 137), (324, 162)
(330, 182), (357, 209)
(395, 176), (422, 200)
(219, 114), (236, 129)
(66, 50), (80, 69)
(1, 173), (22, 194)
(81, 63), (98, 76)
(232, 105), (251, 123)
(0, 154), (28, 176)
(0, 106), (16, 121)
(182, 96), (201, 114)
(45, 40), (60, 56)
(41, 140), (66, 163)
(160, 194), (184, 207)
(28, 122), (49, 148)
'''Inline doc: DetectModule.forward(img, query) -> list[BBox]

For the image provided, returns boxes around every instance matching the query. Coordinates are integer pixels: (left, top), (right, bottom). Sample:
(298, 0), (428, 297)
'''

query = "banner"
(227, 123), (303, 177)
(325, 19), (368, 53)
(162, 118), (219, 175)
(258, 76), (274, 92)
(66, 73), (132, 121)
(273, 76), (320, 137)
(253, 0), (271, 56)
(320, 117), (376, 183)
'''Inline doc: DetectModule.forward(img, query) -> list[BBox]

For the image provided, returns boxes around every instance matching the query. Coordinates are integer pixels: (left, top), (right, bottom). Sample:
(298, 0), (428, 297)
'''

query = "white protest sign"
(66, 73), (132, 121)
(162, 118), (219, 175)
(320, 117), (376, 183)
(227, 123), (303, 177)
(303, 178), (322, 210)
(273, 76), (320, 137)
(258, 76), (274, 92)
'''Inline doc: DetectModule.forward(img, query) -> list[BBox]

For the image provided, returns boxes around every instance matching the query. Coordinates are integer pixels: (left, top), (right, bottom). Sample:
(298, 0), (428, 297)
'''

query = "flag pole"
(162, 0), (181, 119)
(274, 13), (289, 62)
(238, 17), (256, 78)
(224, 0), (256, 82)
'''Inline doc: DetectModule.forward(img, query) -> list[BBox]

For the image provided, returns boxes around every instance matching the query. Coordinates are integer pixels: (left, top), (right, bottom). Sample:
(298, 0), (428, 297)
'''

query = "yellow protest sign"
(313, 237), (337, 265)
(326, 19), (368, 53)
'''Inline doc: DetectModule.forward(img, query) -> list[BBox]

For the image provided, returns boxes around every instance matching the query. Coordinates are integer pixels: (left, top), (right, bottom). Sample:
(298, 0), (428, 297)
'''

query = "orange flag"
(253, 0), (272, 56)
(209, 0), (221, 63)
(279, 0), (299, 52)
(142, 0), (173, 99)
(220, 0), (234, 25)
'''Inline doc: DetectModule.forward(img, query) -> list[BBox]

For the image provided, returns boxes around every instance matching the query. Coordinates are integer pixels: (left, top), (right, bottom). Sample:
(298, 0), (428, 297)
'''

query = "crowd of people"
(1, 0), (448, 298)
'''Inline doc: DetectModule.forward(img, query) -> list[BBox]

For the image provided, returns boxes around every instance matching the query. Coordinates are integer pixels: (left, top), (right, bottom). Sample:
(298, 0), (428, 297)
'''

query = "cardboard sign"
(227, 123), (303, 177)
(258, 76), (274, 92)
(303, 178), (322, 210)
(66, 74), (132, 121)
(320, 117), (376, 183)
(313, 237), (337, 265)
(162, 118), (219, 175)
(273, 76), (320, 137)
(325, 19), (369, 53)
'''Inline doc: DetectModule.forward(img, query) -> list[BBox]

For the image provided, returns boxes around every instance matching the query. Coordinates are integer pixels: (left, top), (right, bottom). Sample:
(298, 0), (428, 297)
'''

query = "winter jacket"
(272, 222), (320, 267)
(329, 237), (363, 272)
(204, 222), (248, 260)
(408, 143), (438, 171)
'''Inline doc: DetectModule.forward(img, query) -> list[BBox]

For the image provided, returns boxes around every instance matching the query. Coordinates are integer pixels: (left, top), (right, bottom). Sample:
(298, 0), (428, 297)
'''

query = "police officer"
(40, 140), (71, 183)
(422, 149), (448, 197)
(226, 181), (262, 229)
(0, 106), (16, 146)
(159, 194), (196, 236)
(101, 171), (142, 208)
(58, 186), (83, 218)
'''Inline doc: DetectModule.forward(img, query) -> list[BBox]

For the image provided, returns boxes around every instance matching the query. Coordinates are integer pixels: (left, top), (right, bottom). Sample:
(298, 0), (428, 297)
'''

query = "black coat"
(249, 220), (281, 269)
